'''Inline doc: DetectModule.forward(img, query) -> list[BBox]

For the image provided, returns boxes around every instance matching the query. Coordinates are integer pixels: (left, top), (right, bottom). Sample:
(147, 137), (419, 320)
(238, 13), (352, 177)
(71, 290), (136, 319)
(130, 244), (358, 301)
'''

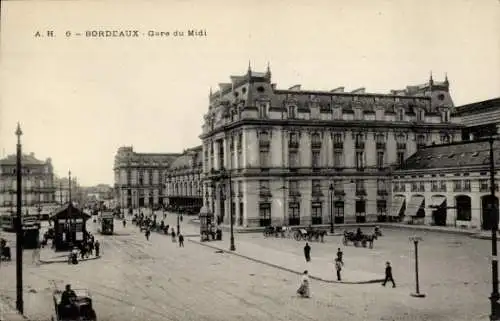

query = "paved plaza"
(0, 213), (494, 320)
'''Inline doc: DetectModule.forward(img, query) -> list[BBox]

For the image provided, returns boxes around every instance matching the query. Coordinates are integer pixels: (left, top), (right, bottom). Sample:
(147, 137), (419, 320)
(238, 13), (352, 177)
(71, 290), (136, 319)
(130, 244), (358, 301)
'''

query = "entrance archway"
(432, 198), (447, 226)
(455, 195), (472, 221)
(481, 195), (499, 230)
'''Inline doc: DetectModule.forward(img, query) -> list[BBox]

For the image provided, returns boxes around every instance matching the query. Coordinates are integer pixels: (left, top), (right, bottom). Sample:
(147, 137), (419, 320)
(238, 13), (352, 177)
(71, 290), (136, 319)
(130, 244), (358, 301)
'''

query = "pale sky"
(1, 0), (499, 186)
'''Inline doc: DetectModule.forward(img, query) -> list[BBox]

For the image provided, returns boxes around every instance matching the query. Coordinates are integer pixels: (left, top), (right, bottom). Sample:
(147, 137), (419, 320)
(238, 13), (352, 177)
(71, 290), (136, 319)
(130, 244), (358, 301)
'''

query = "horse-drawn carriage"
(342, 229), (377, 249)
(52, 289), (97, 321)
(263, 226), (292, 238)
(293, 228), (328, 242)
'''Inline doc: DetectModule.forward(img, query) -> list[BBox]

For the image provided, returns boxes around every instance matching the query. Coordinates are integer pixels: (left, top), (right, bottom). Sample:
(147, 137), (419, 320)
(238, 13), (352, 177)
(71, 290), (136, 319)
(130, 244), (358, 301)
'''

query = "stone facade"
(0, 152), (56, 209)
(113, 146), (181, 209)
(200, 66), (463, 228)
(164, 146), (203, 212)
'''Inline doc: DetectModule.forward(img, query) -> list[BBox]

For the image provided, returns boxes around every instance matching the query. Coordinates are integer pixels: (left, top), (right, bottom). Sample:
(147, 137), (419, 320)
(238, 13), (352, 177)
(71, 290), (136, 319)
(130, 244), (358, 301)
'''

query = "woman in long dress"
(297, 270), (310, 298)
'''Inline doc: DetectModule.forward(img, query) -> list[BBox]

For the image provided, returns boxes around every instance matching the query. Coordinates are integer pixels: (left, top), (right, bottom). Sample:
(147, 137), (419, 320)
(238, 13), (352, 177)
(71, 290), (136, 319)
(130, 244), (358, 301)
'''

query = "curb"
(39, 255), (102, 265)
(187, 239), (384, 285)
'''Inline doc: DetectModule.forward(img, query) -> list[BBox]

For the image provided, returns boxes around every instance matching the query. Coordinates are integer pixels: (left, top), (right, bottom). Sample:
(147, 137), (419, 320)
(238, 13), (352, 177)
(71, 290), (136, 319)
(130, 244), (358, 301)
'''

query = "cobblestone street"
(0, 216), (493, 320)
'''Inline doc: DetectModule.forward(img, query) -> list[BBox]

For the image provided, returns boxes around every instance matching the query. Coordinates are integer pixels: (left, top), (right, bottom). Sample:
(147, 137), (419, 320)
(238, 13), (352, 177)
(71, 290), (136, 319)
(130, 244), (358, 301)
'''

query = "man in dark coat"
(382, 261), (396, 288)
(304, 243), (311, 262)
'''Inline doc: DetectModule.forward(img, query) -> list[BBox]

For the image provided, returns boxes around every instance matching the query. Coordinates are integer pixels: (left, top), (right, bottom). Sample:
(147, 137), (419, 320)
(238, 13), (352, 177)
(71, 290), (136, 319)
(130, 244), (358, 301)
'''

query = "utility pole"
(15, 122), (24, 314)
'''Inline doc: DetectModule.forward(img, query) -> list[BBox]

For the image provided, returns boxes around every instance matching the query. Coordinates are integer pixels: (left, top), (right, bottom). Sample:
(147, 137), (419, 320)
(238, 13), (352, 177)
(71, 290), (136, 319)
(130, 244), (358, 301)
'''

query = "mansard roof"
(453, 97), (500, 116)
(169, 145), (202, 170)
(396, 140), (500, 171)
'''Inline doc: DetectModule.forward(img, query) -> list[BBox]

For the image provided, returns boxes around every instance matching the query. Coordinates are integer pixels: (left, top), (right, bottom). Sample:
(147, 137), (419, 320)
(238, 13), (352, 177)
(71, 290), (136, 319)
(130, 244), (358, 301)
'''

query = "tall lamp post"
(409, 236), (426, 298)
(220, 167), (235, 251)
(489, 137), (500, 320)
(329, 184), (334, 234)
(15, 122), (24, 314)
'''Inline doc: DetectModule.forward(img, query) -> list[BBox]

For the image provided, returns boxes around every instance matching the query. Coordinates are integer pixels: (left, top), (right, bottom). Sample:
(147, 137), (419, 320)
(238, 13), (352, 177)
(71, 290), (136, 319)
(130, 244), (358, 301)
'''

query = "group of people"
(131, 211), (185, 247)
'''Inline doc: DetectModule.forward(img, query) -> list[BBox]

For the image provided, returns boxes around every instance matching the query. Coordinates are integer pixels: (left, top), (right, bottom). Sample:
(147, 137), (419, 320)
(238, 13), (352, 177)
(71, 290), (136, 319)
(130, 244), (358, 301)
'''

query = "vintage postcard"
(0, 1), (499, 320)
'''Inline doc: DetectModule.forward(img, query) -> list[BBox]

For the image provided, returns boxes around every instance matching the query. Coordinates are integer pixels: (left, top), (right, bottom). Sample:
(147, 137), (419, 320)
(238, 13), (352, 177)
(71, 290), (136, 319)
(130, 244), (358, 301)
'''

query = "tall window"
(334, 151), (343, 168)
(416, 134), (426, 149)
(289, 180), (299, 196)
(259, 131), (270, 148)
(312, 180), (321, 195)
(356, 151), (364, 170)
(377, 179), (387, 194)
(355, 179), (365, 194)
(334, 201), (344, 219)
(355, 133), (364, 149)
(259, 150), (270, 169)
(289, 150), (299, 168)
(311, 133), (321, 148)
(259, 203), (271, 226)
(259, 180), (270, 196)
(354, 108), (363, 120)
(442, 110), (449, 123)
(377, 151), (384, 169)
(288, 105), (297, 119)
(356, 200), (366, 215)
(288, 202), (300, 225)
(311, 203), (322, 225)
(416, 109), (425, 122)
(218, 140), (224, 168)
(312, 151), (320, 168)
(333, 133), (343, 148)
(397, 151), (405, 167)
(377, 200), (387, 215)
(289, 132), (299, 148)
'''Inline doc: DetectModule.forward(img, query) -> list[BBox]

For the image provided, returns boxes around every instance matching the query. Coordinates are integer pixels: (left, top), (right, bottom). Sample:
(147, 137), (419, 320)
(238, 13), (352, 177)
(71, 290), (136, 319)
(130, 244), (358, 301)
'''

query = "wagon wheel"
(293, 231), (301, 241)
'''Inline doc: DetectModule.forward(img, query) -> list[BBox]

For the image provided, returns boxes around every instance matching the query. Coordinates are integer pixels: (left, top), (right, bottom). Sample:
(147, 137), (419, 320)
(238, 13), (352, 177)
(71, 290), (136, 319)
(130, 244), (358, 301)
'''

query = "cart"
(52, 288), (97, 321)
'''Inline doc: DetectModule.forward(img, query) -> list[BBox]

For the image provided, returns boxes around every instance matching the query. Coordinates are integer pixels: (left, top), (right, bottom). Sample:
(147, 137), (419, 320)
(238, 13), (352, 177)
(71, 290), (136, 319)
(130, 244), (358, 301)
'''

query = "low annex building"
(392, 140), (500, 230)
(164, 146), (203, 213)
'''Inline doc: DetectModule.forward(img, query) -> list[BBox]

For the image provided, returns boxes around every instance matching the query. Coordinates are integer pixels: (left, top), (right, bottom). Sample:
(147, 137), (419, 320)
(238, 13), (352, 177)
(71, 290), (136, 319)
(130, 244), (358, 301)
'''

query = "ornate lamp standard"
(409, 236), (425, 298)
(329, 183), (334, 234)
(15, 123), (24, 314)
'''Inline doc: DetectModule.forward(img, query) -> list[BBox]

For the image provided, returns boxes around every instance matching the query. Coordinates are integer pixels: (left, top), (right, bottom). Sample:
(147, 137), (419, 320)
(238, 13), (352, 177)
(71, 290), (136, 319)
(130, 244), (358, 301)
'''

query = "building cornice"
(200, 119), (464, 139)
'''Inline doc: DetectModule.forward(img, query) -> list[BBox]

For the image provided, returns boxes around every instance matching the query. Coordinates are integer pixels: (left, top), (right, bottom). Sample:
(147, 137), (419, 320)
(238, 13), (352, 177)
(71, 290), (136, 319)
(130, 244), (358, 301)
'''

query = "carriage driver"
(61, 284), (77, 306)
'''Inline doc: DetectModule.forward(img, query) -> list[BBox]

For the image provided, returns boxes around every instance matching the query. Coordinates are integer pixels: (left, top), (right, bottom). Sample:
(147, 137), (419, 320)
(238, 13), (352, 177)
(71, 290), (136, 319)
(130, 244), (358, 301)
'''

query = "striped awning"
(390, 196), (406, 217)
(405, 195), (425, 217)
(430, 195), (446, 208)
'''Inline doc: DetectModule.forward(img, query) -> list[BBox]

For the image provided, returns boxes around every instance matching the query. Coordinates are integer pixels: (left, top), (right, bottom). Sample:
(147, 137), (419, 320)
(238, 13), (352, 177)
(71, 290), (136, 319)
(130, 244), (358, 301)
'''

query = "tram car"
(97, 212), (114, 235)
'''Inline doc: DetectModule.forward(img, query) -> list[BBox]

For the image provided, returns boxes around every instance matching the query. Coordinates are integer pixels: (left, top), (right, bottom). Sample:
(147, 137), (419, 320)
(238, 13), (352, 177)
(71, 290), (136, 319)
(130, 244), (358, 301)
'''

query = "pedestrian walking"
(145, 229), (151, 241)
(171, 229), (177, 243)
(32, 239), (41, 265)
(122, 219), (126, 228)
(304, 242), (311, 262)
(178, 234), (184, 247)
(382, 261), (396, 288)
(296, 270), (310, 298)
(336, 247), (343, 264)
(94, 240), (100, 257)
(335, 257), (343, 281)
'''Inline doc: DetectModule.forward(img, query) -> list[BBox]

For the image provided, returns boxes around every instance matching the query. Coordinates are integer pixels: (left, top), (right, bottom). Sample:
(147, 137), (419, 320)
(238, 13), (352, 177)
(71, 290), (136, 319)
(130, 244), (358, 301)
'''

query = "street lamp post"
(489, 137), (500, 320)
(329, 184), (334, 234)
(15, 122), (24, 314)
(409, 236), (426, 298)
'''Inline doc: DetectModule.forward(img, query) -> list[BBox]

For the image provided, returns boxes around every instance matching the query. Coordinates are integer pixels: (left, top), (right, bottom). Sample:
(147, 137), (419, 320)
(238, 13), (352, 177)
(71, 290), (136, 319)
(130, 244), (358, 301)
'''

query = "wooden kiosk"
(49, 203), (91, 251)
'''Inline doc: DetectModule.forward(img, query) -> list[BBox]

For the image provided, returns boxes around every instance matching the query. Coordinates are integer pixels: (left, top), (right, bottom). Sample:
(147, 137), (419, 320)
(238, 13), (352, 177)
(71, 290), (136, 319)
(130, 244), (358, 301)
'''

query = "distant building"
(392, 140), (500, 230)
(113, 146), (181, 208)
(453, 97), (500, 140)
(0, 152), (56, 210)
(164, 146), (203, 213)
(54, 176), (82, 205)
(200, 66), (462, 228)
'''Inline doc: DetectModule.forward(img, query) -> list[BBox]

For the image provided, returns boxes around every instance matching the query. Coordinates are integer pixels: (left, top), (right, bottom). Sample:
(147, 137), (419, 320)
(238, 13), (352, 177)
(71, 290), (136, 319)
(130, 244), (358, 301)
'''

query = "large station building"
(199, 65), (463, 228)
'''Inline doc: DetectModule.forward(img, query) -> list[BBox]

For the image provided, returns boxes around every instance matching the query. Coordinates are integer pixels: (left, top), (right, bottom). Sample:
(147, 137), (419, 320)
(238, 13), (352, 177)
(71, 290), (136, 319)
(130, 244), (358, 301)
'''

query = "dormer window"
(397, 109), (404, 121)
(416, 109), (425, 122)
(259, 102), (268, 118)
(442, 110), (450, 123)
(288, 105), (297, 119)
(354, 108), (363, 120)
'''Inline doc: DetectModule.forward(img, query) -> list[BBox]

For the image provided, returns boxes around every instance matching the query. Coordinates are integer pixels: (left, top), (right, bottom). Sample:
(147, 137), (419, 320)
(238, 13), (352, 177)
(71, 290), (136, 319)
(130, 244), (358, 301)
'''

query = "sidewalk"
(187, 236), (383, 284)
(0, 296), (28, 321)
